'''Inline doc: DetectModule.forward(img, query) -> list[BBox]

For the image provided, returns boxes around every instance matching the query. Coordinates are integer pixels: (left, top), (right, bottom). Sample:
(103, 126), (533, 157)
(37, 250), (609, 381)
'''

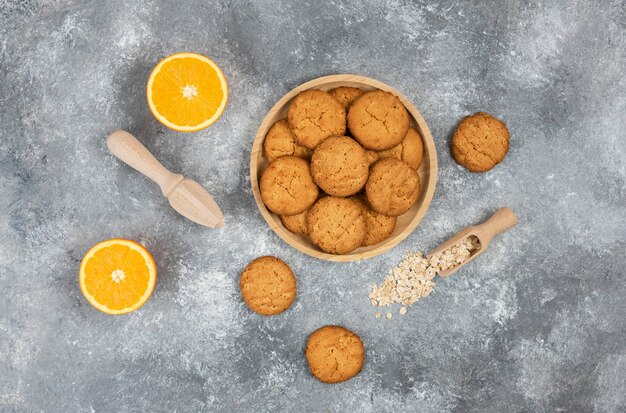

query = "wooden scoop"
(107, 130), (224, 228)
(427, 207), (517, 277)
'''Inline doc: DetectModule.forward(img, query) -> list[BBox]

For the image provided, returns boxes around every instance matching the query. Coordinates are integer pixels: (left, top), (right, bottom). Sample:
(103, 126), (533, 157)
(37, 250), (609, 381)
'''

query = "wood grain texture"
(107, 130), (224, 228)
(250, 74), (438, 262)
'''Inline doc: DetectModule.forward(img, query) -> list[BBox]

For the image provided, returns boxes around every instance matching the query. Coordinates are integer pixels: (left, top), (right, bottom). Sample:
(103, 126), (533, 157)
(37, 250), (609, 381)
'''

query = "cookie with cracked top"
(287, 89), (347, 149)
(240, 256), (296, 315)
(365, 158), (420, 217)
(451, 112), (510, 172)
(305, 325), (365, 383)
(347, 90), (409, 150)
(310, 136), (369, 197)
(263, 119), (312, 163)
(260, 156), (319, 215)
(307, 196), (366, 254)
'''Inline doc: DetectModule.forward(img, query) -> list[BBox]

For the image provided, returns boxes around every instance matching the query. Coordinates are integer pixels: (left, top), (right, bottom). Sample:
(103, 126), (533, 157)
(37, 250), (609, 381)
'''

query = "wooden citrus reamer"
(107, 130), (224, 228)
(427, 207), (517, 277)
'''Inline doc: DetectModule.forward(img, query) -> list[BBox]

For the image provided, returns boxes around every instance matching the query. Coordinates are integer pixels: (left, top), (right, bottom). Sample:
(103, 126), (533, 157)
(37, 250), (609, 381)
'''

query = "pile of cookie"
(260, 87), (424, 255)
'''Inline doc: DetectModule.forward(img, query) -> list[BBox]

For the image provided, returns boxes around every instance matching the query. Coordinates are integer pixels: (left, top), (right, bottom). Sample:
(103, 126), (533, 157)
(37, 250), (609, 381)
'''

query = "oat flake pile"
(370, 236), (480, 319)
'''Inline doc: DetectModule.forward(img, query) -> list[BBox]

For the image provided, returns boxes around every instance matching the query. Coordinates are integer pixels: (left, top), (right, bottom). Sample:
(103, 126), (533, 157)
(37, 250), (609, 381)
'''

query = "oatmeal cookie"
(451, 112), (509, 172)
(329, 86), (364, 109)
(310, 136), (369, 197)
(305, 325), (365, 383)
(263, 119), (312, 163)
(365, 158), (420, 217)
(307, 197), (366, 254)
(287, 90), (346, 149)
(240, 256), (296, 315)
(347, 90), (409, 150)
(260, 156), (319, 215)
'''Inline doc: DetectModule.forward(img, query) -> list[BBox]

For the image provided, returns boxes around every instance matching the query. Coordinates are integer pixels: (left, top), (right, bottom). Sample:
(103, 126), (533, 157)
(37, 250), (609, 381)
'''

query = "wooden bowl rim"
(250, 74), (438, 262)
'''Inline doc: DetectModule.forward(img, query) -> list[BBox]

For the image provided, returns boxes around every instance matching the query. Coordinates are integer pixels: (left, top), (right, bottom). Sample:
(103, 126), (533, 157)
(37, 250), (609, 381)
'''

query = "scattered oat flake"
(375, 312), (381, 318)
(386, 312), (393, 319)
(369, 236), (480, 314)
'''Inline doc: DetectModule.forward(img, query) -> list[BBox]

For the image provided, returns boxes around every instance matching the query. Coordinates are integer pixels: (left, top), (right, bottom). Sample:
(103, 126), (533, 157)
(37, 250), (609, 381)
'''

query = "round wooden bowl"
(250, 74), (438, 262)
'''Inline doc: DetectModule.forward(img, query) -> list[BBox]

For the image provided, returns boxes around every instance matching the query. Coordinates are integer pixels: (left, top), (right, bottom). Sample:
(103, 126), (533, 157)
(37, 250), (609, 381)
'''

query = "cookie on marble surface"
(280, 209), (309, 235)
(347, 90), (409, 150)
(451, 112), (510, 172)
(365, 158), (420, 217)
(263, 119), (312, 163)
(377, 127), (424, 169)
(260, 156), (319, 216)
(307, 196), (366, 254)
(310, 136), (369, 197)
(305, 325), (365, 384)
(329, 86), (364, 109)
(240, 256), (296, 316)
(287, 90), (347, 149)
(352, 195), (397, 246)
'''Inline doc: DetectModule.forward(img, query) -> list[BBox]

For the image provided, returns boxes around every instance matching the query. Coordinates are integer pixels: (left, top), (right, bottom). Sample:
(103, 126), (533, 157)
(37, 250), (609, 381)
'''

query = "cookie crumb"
(375, 312), (381, 318)
(386, 312), (393, 319)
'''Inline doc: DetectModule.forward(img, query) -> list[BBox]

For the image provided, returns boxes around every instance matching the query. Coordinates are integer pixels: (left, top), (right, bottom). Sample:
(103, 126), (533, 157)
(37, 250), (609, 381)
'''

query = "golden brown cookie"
(451, 112), (510, 172)
(365, 158), (420, 217)
(287, 90), (347, 149)
(307, 197), (366, 254)
(310, 136), (369, 197)
(280, 209), (309, 235)
(365, 150), (379, 165)
(260, 156), (319, 215)
(305, 325), (365, 384)
(347, 90), (410, 150)
(329, 87), (365, 109)
(352, 195), (397, 246)
(377, 127), (424, 169)
(240, 256), (296, 316)
(263, 119), (312, 163)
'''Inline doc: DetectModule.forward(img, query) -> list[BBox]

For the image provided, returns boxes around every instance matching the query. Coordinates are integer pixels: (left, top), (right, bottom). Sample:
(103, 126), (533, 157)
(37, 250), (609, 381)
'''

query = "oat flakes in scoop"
(370, 236), (480, 317)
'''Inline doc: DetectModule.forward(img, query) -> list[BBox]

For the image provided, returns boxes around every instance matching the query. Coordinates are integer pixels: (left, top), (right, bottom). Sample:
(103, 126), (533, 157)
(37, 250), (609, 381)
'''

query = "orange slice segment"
(79, 239), (157, 315)
(147, 52), (228, 132)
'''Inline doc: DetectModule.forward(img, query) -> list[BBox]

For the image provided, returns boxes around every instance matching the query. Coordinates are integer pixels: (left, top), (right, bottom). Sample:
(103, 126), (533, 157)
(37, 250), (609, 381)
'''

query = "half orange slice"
(147, 52), (228, 132)
(79, 239), (157, 315)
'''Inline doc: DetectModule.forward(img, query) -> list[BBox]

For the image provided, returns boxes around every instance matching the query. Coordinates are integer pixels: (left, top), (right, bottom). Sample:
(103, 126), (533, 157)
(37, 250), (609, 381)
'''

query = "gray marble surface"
(1, 0), (625, 411)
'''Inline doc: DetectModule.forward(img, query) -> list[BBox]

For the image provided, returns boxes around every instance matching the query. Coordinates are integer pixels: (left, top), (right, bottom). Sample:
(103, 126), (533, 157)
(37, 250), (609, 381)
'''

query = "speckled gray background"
(1, 0), (625, 411)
